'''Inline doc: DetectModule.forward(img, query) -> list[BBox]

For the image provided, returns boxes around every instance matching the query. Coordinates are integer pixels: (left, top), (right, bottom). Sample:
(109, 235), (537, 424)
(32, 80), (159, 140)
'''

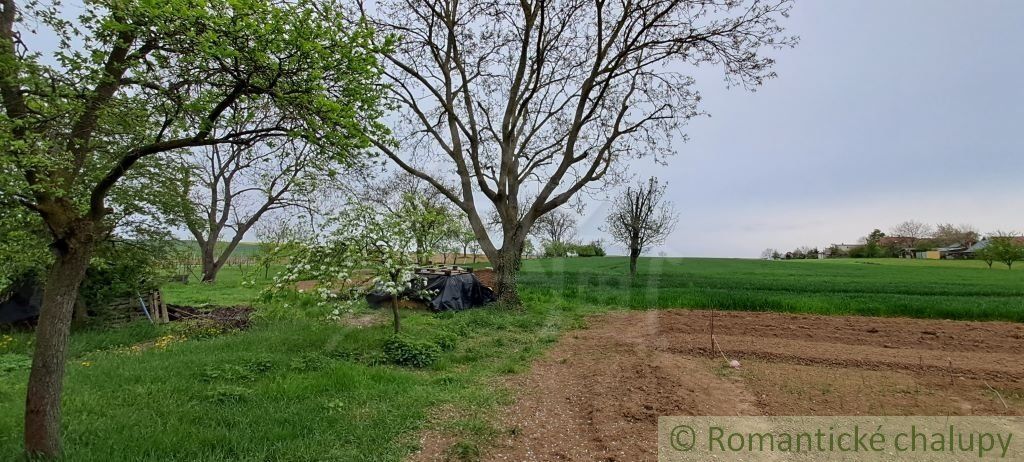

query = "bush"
(574, 241), (606, 257)
(543, 241), (574, 258)
(433, 331), (458, 352)
(383, 335), (441, 368)
(543, 241), (606, 258)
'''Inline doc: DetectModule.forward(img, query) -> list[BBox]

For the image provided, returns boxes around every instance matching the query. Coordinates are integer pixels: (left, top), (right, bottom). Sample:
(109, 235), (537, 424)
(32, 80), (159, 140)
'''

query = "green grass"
(520, 257), (1024, 322)
(161, 265), (279, 307)
(0, 267), (585, 461)
(1, 257), (1021, 460)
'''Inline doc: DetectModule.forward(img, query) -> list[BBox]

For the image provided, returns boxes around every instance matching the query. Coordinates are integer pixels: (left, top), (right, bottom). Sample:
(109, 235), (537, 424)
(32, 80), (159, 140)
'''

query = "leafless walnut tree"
(889, 220), (933, 248)
(168, 138), (333, 282)
(369, 0), (795, 304)
(605, 177), (678, 276)
(532, 209), (578, 245)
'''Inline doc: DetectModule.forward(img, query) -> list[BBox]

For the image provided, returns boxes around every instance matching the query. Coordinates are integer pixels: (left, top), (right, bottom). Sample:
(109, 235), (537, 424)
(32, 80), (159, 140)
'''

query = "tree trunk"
(390, 297), (400, 334)
(25, 238), (95, 457)
(629, 248), (640, 278)
(493, 243), (524, 307)
(200, 241), (219, 282)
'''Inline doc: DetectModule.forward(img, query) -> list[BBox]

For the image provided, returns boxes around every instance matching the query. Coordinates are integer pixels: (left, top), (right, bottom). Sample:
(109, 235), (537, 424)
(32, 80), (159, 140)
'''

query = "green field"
(1, 257), (1022, 460)
(520, 257), (1024, 322)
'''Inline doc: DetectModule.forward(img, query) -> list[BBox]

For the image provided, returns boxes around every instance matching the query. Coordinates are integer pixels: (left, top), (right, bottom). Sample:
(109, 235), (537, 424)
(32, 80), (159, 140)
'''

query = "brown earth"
(415, 309), (1024, 461)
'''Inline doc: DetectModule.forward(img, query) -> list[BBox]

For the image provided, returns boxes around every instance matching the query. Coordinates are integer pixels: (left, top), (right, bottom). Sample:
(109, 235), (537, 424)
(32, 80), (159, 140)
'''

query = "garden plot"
(422, 309), (1024, 461)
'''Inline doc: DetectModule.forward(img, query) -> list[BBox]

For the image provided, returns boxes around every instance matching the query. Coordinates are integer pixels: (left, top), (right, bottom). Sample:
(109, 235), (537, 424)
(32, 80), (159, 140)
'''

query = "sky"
(575, 0), (1024, 257)
(30, 1), (1023, 258)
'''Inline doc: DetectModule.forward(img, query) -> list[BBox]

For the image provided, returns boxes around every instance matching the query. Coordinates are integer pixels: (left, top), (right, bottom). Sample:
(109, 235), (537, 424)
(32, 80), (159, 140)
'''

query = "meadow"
(0, 257), (1022, 460)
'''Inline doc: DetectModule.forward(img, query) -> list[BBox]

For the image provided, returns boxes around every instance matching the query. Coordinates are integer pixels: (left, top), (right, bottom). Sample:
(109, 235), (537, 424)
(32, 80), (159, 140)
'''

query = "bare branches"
(604, 176), (678, 274)
(371, 0), (794, 276)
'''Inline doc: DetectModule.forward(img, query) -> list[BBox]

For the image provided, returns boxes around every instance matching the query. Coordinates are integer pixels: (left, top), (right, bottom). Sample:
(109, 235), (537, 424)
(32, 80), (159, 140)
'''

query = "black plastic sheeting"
(366, 273), (496, 312)
(0, 282), (43, 324)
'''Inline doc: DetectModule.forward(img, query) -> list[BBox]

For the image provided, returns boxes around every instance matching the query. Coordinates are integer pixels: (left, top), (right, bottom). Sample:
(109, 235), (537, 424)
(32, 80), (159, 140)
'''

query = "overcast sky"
(38, 1), (1022, 257)
(576, 0), (1024, 257)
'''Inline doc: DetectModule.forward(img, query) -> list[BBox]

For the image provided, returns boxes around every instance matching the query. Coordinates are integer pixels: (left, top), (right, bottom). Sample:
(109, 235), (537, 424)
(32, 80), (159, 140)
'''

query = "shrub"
(574, 241), (606, 257)
(544, 240), (606, 257)
(383, 335), (441, 368)
(433, 331), (458, 352)
(543, 241), (574, 258)
(79, 237), (176, 320)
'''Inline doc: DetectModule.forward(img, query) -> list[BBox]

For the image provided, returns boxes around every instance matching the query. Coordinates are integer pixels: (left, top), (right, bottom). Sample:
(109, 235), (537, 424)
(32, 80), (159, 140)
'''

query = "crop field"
(1, 257), (1022, 461)
(521, 257), (1024, 322)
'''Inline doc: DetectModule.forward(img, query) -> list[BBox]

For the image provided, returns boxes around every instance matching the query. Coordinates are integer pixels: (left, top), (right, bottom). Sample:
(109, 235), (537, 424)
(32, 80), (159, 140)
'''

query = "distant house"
(915, 244), (971, 260)
(965, 237), (1024, 259)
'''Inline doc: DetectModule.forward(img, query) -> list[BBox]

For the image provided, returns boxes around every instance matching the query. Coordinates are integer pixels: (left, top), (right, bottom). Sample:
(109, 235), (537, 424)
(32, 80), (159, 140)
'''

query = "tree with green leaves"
(400, 191), (459, 266)
(270, 200), (443, 334)
(975, 244), (996, 269)
(987, 235), (1024, 270)
(0, 0), (388, 455)
(353, 171), (460, 265)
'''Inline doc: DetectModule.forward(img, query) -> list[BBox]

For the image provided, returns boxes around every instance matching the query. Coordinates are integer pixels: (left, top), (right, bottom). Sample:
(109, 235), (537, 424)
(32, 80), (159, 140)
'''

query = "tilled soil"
(460, 310), (1024, 462)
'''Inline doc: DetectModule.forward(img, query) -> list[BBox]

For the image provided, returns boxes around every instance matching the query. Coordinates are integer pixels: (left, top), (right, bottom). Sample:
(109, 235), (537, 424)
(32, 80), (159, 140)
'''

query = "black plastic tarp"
(0, 282), (43, 324)
(366, 272), (495, 312)
(421, 273), (496, 311)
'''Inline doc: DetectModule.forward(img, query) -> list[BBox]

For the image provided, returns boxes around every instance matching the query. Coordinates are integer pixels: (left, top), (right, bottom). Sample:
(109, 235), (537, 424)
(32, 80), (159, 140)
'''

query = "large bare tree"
(369, 0), (795, 304)
(171, 138), (330, 282)
(605, 177), (677, 276)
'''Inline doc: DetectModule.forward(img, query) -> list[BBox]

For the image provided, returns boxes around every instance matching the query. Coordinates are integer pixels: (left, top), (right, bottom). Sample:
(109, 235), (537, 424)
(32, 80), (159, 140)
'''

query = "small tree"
(987, 235), (1024, 270)
(857, 229), (887, 258)
(975, 245), (995, 269)
(457, 222), (478, 262)
(253, 213), (314, 279)
(333, 204), (423, 333)
(399, 192), (459, 265)
(353, 172), (459, 265)
(604, 177), (678, 277)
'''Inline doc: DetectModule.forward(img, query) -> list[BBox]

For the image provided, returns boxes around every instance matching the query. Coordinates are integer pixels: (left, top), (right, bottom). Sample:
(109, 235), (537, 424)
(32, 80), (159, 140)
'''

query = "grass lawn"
(1, 257), (1022, 460)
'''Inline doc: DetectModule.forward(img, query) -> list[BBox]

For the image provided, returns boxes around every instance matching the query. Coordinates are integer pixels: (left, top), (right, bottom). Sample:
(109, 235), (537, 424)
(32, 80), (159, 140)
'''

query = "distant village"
(763, 221), (1024, 263)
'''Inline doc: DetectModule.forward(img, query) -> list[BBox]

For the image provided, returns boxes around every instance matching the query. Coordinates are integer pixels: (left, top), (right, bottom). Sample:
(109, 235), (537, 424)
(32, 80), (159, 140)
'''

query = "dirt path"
(474, 310), (1024, 461)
